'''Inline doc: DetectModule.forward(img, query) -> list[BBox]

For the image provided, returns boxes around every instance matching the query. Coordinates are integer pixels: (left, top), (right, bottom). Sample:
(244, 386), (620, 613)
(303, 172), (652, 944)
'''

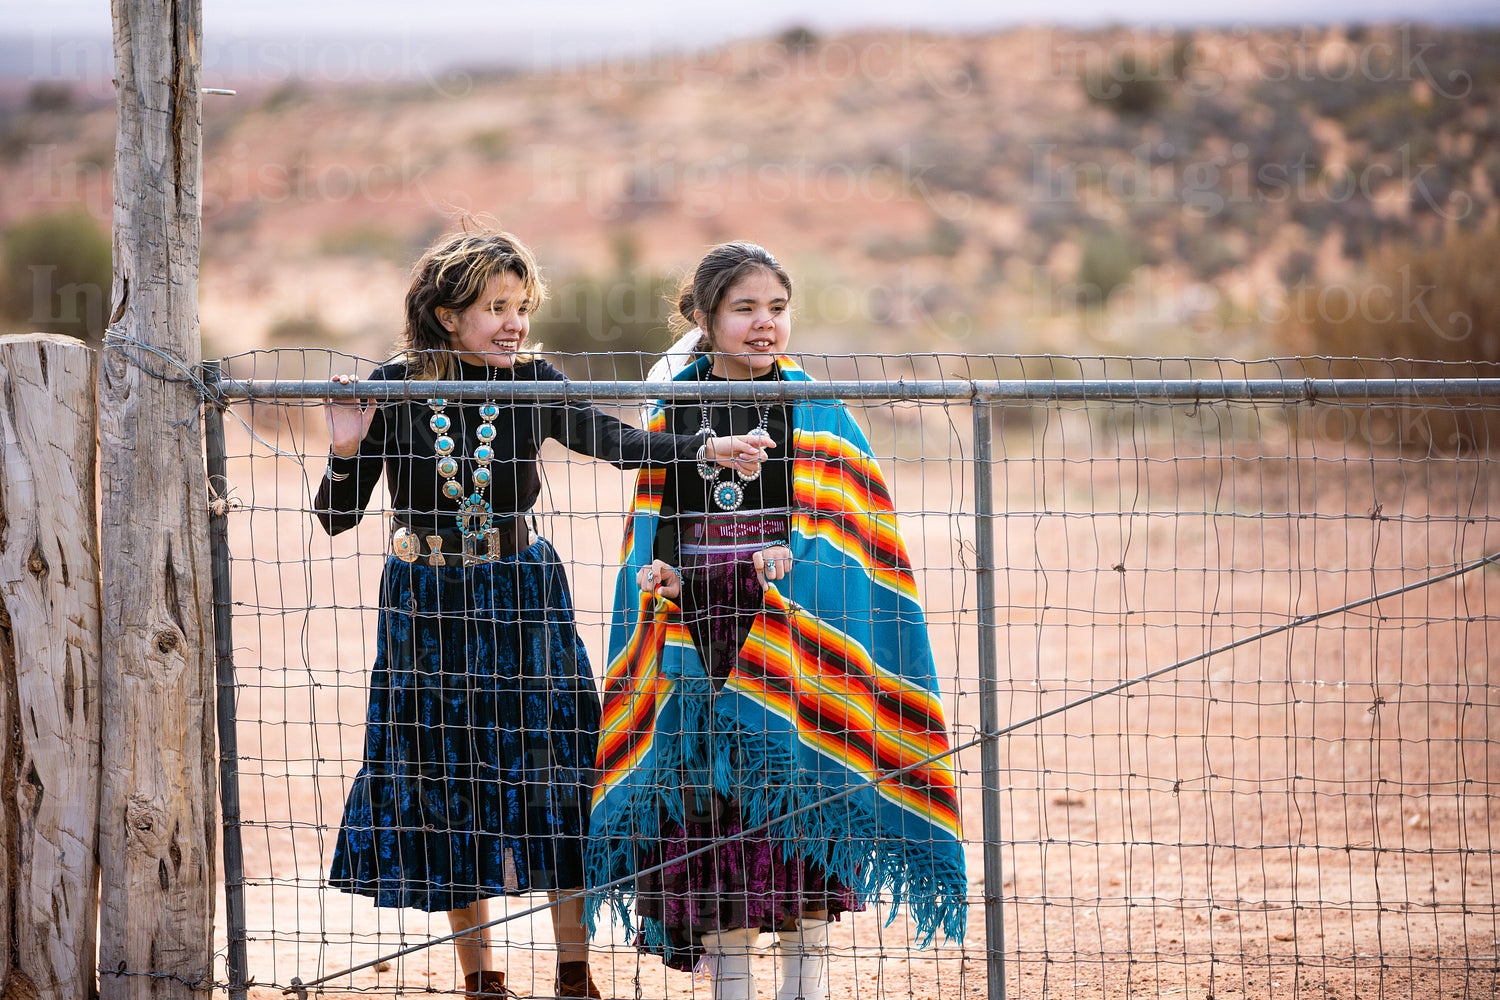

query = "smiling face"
(436, 269), (530, 368)
(698, 267), (791, 379)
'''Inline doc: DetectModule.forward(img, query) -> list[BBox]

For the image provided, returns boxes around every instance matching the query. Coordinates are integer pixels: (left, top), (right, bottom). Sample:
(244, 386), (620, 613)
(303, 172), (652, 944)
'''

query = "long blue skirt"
(329, 537), (601, 912)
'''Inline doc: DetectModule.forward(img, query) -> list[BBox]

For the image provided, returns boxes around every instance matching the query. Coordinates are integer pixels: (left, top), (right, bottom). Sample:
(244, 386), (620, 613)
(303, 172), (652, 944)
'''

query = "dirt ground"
(211, 398), (1500, 999)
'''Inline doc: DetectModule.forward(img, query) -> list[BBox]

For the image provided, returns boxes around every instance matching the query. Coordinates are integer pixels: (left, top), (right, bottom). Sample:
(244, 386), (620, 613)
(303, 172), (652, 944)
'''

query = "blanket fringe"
(584, 683), (968, 951)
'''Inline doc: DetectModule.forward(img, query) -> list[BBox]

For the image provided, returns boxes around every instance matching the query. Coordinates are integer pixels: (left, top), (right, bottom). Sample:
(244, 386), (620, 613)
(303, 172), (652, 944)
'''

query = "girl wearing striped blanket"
(587, 242), (967, 1000)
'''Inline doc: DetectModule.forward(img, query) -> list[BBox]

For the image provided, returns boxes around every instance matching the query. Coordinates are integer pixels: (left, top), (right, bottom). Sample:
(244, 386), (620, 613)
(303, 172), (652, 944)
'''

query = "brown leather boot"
(464, 970), (517, 998)
(555, 960), (602, 999)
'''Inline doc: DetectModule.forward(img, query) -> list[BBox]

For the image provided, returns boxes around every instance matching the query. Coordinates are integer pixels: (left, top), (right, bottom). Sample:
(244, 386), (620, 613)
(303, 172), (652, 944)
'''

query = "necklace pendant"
(712, 479), (746, 511)
(457, 495), (494, 536)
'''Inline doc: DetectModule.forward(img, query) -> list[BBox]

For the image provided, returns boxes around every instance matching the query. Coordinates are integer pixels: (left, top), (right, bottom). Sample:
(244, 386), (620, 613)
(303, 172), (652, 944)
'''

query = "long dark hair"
(399, 229), (546, 379)
(671, 241), (792, 356)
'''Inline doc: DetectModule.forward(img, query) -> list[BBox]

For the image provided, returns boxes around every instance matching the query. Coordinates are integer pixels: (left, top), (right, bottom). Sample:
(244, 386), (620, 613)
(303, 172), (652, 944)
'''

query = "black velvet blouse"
(314, 356), (707, 536)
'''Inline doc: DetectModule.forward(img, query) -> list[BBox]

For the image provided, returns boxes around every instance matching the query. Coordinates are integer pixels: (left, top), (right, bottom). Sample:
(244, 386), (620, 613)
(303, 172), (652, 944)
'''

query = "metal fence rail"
(205, 356), (1500, 999)
(220, 376), (1500, 402)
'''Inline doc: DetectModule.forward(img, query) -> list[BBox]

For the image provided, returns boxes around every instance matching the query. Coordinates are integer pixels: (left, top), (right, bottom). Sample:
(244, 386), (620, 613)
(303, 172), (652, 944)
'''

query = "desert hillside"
(1, 24), (1497, 366)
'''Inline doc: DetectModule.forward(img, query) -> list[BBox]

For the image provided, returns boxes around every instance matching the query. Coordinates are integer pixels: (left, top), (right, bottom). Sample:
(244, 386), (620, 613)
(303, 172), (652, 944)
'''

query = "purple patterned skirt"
(635, 511), (862, 969)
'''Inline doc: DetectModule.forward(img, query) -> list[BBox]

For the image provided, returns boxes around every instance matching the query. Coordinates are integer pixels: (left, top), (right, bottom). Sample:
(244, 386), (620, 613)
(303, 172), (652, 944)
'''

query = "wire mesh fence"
(206, 353), (1500, 1000)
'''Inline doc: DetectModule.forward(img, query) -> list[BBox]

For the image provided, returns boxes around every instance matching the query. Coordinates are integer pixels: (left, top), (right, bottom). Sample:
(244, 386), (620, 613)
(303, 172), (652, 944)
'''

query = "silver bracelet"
(325, 450), (351, 481)
(696, 441), (718, 481)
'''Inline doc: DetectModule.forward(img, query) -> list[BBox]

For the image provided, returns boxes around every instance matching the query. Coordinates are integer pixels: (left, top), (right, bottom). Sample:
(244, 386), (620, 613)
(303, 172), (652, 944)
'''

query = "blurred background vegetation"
(0, 209), (112, 342)
(1, 22), (1497, 450)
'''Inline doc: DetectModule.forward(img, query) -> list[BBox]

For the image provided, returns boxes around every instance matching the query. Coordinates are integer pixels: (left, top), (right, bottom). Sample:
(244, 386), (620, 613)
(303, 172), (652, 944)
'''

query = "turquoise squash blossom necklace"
(429, 398), (500, 560)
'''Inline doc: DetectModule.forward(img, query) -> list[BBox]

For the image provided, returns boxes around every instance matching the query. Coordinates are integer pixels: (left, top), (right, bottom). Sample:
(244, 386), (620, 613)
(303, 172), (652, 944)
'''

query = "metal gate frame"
(201, 371), (1500, 998)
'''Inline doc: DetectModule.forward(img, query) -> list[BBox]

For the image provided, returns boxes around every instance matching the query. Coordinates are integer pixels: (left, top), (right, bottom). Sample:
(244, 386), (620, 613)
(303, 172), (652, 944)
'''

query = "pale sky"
(5, 0), (1497, 35)
(3, 0), (1495, 83)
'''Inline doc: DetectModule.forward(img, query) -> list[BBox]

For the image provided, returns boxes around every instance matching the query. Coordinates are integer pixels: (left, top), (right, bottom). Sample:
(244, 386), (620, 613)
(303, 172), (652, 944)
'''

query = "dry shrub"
(1281, 223), (1500, 454)
(1081, 48), (1174, 118)
(0, 210), (112, 342)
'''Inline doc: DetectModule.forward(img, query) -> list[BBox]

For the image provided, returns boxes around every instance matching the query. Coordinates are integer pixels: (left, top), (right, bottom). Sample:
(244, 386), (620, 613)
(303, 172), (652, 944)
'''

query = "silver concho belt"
(390, 518), (528, 567)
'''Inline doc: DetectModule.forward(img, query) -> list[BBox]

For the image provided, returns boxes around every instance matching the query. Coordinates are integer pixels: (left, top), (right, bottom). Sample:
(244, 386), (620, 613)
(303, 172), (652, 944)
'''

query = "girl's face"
(436, 269), (530, 367)
(698, 267), (791, 379)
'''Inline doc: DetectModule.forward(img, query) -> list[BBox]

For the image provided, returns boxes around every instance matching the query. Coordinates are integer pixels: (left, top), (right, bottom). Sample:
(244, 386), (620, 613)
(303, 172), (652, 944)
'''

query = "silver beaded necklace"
(695, 400), (770, 511)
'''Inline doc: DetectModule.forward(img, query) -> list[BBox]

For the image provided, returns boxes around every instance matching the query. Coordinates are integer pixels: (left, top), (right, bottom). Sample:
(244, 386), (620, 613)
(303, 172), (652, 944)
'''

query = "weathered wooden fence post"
(98, 0), (216, 997)
(0, 333), (104, 1000)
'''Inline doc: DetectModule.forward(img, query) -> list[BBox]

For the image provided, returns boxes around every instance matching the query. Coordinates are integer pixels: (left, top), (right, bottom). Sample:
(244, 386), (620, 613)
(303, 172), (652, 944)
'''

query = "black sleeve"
(534, 363), (706, 467)
(312, 403), (387, 536)
(549, 401), (706, 467)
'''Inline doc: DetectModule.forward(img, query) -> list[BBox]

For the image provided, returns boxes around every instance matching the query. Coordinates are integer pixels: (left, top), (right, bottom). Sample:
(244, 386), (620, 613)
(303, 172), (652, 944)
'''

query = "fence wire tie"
(100, 962), (217, 993)
(207, 479), (242, 517)
(101, 329), (223, 404)
(1184, 387), (1202, 418)
(195, 361), (231, 408)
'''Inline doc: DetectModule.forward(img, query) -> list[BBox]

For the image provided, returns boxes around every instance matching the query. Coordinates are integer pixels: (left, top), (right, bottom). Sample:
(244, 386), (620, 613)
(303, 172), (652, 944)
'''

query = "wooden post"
(98, 1), (215, 997)
(0, 333), (103, 1000)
